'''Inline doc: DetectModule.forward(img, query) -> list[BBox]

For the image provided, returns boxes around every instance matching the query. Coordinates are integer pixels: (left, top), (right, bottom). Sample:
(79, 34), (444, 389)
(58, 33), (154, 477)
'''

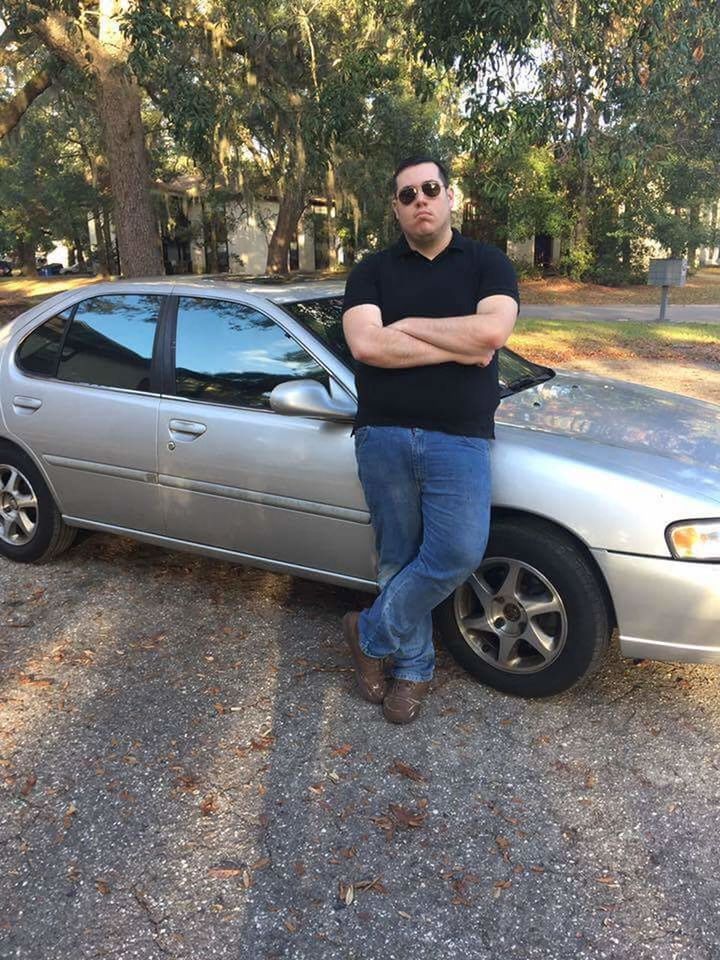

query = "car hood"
(498, 369), (720, 492)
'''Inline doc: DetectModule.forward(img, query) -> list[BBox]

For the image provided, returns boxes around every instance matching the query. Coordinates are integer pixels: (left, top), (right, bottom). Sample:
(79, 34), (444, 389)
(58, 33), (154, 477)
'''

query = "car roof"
(171, 276), (346, 304)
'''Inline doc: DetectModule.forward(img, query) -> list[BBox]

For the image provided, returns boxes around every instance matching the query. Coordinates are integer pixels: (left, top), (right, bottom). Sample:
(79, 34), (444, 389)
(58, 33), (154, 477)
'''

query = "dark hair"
(392, 155), (450, 194)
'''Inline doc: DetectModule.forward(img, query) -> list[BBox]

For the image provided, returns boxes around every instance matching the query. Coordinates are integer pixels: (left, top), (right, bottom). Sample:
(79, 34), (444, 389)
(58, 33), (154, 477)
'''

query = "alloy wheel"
(453, 556), (568, 674)
(0, 464), (39, 546)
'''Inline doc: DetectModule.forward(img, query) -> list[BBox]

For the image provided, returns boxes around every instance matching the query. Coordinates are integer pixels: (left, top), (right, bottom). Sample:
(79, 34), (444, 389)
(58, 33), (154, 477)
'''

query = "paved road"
(1, 535), (719, 959)
(521, 303), (720, 324)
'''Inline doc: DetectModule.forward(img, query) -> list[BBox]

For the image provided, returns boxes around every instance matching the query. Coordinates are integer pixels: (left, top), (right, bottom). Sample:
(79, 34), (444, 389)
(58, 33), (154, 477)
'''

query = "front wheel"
(0, 445), (76, 563)
(435, 517), (612, 697)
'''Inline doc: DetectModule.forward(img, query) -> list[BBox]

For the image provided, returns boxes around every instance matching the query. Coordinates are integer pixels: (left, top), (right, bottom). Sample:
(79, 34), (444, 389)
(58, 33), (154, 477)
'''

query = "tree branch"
(0, 58), (65, 138)
(23, 6), (112, 75)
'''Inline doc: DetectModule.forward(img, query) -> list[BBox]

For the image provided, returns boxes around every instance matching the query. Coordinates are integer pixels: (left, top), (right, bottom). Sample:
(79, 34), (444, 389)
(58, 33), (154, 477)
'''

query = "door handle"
(168, 418), (207, 441)
(13, 396), (42, 414)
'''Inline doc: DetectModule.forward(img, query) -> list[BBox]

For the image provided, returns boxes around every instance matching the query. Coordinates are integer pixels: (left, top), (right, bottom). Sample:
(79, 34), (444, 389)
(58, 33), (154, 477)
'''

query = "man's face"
(392, 162), (454, 243)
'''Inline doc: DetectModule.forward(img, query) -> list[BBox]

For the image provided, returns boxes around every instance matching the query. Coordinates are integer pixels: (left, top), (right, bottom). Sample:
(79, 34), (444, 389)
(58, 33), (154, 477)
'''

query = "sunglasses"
(396, 179), (443, 206)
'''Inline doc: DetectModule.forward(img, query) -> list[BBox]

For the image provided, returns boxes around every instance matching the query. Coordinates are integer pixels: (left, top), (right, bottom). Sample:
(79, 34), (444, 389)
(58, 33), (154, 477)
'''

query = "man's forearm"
(395, 313), (507, 354)
(357, 324), (483, 368)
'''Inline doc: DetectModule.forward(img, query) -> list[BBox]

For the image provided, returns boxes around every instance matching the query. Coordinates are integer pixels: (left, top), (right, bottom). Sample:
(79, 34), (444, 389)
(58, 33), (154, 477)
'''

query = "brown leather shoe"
(383, 678), (431, 725)
(342, 612), (387, 705)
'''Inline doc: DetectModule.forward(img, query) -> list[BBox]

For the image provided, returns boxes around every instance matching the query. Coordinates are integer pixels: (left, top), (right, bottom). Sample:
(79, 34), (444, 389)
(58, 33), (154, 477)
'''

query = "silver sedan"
(1, 279), (719, 696)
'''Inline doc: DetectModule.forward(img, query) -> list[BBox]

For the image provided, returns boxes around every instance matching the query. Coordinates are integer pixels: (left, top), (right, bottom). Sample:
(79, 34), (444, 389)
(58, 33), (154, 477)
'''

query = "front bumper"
(592, 550), (720, 664)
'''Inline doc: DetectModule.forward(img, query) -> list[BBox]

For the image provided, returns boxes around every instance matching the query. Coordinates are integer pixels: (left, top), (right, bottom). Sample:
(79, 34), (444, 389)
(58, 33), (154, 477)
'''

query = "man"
(341, 155), (519, 725)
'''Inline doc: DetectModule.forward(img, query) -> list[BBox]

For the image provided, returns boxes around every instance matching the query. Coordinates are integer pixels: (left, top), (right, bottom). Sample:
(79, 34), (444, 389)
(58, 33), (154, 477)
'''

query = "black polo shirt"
(343, 229), (519, 438)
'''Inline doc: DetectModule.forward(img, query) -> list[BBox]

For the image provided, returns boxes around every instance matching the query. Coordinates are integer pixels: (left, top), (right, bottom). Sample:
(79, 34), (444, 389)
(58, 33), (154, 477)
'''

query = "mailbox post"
(647, 258), (688, 321)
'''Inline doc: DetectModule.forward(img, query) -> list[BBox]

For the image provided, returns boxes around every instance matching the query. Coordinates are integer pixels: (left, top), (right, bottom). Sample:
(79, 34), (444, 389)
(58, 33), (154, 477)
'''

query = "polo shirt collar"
(392, 228), (467, 259)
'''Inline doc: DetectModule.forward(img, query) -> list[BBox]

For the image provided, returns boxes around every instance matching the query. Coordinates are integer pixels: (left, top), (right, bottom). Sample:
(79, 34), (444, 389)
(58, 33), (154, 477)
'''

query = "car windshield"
(282, 296), (554, 396)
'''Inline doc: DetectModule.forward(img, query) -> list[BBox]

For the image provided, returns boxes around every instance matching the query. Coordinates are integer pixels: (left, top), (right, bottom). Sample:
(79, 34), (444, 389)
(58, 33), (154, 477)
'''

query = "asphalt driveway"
(1, 534), (718, 959)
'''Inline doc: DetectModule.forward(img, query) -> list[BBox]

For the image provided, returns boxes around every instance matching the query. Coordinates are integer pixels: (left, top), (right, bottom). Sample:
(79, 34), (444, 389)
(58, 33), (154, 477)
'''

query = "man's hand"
(394, 294), (518, 356)
(343, 303), (494, 369)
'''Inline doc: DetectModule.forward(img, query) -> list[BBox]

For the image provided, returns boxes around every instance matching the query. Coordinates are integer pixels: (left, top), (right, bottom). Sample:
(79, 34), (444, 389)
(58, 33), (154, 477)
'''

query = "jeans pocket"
(354, 425), (371, 453)
(461, 435), (490, 452)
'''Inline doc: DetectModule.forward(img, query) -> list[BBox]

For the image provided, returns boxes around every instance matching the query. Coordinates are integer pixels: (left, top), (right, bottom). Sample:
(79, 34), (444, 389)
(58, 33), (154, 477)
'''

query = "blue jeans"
(354, 426), (492, 683)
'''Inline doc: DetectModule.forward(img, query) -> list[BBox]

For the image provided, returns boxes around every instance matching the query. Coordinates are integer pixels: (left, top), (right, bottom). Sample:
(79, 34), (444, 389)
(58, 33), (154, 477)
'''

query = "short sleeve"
(476, 244), (520, 307)
(343, 254), (382, 313)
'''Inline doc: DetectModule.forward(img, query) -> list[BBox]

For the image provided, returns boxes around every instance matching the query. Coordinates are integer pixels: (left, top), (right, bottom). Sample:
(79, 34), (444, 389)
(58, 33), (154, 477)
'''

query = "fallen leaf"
(596, 876), (619, 885)
(20, 773), (37, 797)
(173, 773), (201, 793)
(19, 675), (54, 688)
(213, 702), (226, 715)
(250, 734), (275, 751)
(251, 857), (271, 870)
(354, 876), (386, 894)
(95, 879), (111, 895)
(63, 803), (77, 829)
(389, 803), (426, 828)
(293, 862), (306, 877)
(397, 910), (411, 919)
(330, 744), (352, 758)
(284, 918), (298, 933)
(584, 772), (598, 789)
(208, 866), (242, 879)
(389, 759), (428, 783)
(495, 836), (511, 861)
(200, 794), (219, 816)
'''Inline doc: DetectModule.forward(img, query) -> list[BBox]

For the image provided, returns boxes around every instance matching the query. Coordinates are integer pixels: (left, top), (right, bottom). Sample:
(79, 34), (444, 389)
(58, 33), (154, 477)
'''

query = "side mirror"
(269, 379), (357, 422)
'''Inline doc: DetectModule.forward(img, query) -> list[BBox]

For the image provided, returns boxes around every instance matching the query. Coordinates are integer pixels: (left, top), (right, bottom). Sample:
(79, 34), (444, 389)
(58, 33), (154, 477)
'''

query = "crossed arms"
(342, 295), (518, 369)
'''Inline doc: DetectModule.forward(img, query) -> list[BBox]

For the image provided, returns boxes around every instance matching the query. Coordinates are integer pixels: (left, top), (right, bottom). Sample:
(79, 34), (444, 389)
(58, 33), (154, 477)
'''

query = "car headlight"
(666, 520), (720, 561)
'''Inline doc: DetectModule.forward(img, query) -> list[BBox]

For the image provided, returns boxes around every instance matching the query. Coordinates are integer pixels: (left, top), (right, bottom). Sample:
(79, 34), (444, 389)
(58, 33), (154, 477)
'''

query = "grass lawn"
(509, 317), (720, 366)
(518, 265), (720, 305)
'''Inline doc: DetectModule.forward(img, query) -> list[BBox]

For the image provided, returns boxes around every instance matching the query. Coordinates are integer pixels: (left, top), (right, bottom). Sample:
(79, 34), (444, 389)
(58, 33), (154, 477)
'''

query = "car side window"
(16, 308), (73, 377)
(57, 295), (162, 392)
(174, 296), (330, 409)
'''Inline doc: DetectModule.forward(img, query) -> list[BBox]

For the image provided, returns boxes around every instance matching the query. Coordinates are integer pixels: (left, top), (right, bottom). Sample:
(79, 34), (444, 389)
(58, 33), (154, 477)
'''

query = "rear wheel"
(0, 445), (76, 563)
(435, 517), (612, 697)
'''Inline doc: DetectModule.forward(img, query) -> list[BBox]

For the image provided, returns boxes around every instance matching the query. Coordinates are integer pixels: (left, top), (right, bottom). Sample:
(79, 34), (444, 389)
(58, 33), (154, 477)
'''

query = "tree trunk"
(101, 207), (116, 273)
(688, 204), (699, 268)
(326, 163), (337, 269)
(267, 187), (306, 274)
(17, 239), (37, 277)
(95, 68), (164, 277)
(202, 203), (219, 273)
(72, 233), (86, 269)
(93, 205), (111, 276)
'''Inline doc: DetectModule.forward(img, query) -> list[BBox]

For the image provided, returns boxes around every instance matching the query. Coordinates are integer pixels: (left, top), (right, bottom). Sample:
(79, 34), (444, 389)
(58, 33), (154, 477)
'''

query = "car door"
(157, 292), (374, 583)
(4, 292), (165, 533)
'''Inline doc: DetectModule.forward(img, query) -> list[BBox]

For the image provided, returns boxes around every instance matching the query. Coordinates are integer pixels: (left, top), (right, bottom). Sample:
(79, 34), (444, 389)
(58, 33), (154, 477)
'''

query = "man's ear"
(391, 198), (399, 220)
(447, 186), (455, 210)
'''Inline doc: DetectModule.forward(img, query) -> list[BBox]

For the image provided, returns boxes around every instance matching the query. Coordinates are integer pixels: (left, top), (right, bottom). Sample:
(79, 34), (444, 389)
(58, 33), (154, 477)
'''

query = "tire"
(0, 444), (77, 563)
(435, 516), (612, 698)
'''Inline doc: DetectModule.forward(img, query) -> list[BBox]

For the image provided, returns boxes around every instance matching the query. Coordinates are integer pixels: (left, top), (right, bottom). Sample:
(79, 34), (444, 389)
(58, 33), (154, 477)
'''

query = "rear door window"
(16, 308), (73, 377)
(57, 294), (162, 392)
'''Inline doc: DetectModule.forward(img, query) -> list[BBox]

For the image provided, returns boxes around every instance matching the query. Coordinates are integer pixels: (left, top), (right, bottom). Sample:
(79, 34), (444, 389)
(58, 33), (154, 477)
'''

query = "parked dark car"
(0, 261), (13, 277)
(37, 263), (64, 277)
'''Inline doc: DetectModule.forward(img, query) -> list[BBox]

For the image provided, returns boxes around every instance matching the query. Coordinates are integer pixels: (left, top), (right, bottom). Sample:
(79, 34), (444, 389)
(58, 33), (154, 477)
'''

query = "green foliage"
(0, 96), (101, 262)
(558, 239), (594, 281)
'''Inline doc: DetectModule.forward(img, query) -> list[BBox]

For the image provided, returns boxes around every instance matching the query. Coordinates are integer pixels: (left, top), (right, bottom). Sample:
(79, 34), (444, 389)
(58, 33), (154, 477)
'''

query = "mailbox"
(648, 258), (688, 287)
